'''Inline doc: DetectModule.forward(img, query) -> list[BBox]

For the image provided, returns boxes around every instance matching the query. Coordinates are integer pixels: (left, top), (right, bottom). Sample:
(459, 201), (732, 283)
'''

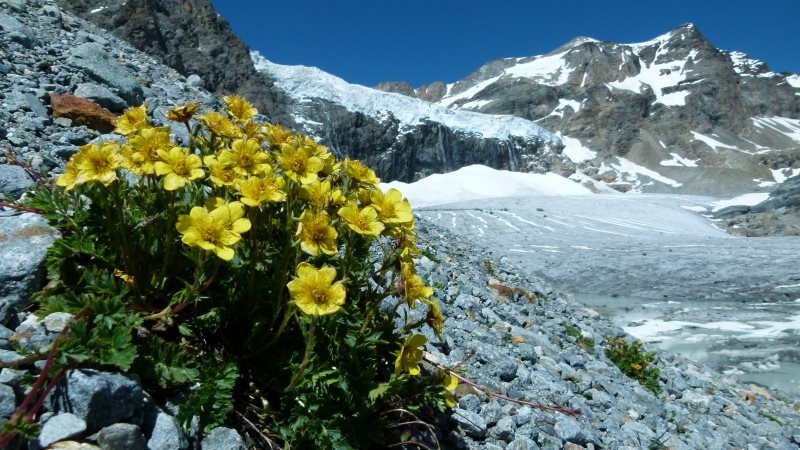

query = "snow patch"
(787, 75), (800, 88)
(381, 165), (592, 208)
(90, 5), (106, 13)
(771, 167), (800, 184)
(251, 52), (559, 143)
(557, 133), (596, 163)
(660, 152), (699, 167)
(609, 157), (683, 188)
(751, 116), (800, 143)
(691, 131), (739, 151)
(710, 193), (770, 212)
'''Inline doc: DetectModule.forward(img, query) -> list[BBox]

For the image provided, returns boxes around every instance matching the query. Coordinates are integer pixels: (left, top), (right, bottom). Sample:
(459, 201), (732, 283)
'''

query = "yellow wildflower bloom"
(114, 104), (149, 135)
(56, 157), (81, 191)
(371, 188), (413, 225)
(234, 172), (287, 207)
(394, 334), (426, 375)
(223, 95), (257, 124)
(296, 210), (338, 256)
(240, 121), (267, 143)
(126, 127), (173, 175)
(113, 268), (135, 286)
(300, 179), (333, 208)
(337, 203), (384, 236)
(74, 141), (122, 187)
(425, 299), (445, 338)
(287, 262), (346, 316)
(165, 102), (201, 123)
(438, 370), (458, 408)
(399, 263), (433, 308)
(318, 152), (341, 176)
(265, 123), (294, 150)
(176, 201), (251, 260)
(278, 138), (324, 184)
(218, 138), (271, 176)
(203, 155), (238, 187)
(198, 112), (242, 139)
(344, 159), (380, 186)
(154, 147), (204, 191)
(630, 363), (642, 371)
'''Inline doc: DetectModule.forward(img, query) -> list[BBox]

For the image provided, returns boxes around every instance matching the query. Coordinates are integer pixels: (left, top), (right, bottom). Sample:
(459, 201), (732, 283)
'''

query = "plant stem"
(284, 319), (315, 392)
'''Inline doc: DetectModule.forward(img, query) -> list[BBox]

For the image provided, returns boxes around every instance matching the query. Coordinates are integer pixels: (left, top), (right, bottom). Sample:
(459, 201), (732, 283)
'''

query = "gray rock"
(0, 165), (34, 200)
(458, 393), (482, 412)
(0, 13), (39, 48)
(185, 74), (203, 88)
(67, 43), (143, 105)
(0, 212), (59, 314)
(452, 408), (488, 439)
(46, 369), (142, 429)
(492, 416), (517, 442)
(96, 423), (147, 450)
(34, 413), (87, 449)
(200, 427), (246, 450)
(0, 349), (25, 365)
(554, 415), (595, 445)
(74, 83), (128, 112)
(506, 437), (541, 450)
(0, 382), (16, 418)
(43, 312), (73, 333)
(147, 411), (189, 450)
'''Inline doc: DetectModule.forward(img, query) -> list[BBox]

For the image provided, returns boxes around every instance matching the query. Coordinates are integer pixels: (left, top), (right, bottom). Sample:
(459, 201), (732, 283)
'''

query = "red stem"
(0, 201), (46, 214)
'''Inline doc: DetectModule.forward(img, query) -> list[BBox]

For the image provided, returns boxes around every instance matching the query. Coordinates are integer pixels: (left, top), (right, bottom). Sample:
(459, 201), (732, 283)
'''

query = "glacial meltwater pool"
(575, 294), (800, 397)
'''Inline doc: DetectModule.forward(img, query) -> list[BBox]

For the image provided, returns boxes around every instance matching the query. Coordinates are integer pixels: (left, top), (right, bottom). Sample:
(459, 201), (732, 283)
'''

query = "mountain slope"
(381, 24), (800, 194)
(252, 54), (569, 182)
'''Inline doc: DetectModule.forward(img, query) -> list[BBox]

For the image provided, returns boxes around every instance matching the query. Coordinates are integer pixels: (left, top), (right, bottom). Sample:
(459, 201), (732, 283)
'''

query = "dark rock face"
(56, 0), (284, 118)
(715, 175), (800, 236)
(379, 25), (800, 194)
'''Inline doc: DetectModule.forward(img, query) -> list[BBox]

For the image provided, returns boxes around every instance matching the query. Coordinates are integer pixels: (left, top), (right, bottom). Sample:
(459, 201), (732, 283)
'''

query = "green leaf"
(368, 382), (391, 402)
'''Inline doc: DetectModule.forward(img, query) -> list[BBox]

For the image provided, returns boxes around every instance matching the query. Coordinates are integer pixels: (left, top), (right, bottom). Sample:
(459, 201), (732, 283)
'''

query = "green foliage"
(562, 322), (595, 349)
(24, 99), (448, 448)
(483, 258), (496, 275)
(605, 337), (661, 395)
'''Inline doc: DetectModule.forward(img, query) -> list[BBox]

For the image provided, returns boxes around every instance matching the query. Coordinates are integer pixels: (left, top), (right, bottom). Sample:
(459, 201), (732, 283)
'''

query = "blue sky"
(210, 0), (800, 87)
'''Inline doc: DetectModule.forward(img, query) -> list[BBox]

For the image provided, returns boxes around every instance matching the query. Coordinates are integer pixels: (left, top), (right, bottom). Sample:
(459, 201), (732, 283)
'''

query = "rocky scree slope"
(381, 24), (800, 195)
(714, 174), (800, 236)
(0, 1), (799, 448)
(56, 0), (573, 184)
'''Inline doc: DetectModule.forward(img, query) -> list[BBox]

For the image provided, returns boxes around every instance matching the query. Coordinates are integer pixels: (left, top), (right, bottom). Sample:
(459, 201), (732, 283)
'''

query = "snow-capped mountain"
(250, 53), (568, 182)
(380, 24), (800, 194)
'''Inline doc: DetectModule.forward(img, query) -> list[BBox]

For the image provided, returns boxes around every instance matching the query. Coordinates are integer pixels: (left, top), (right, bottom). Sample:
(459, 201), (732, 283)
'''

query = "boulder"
(66, 43), (143, 105)
(50, 93), (117, 133)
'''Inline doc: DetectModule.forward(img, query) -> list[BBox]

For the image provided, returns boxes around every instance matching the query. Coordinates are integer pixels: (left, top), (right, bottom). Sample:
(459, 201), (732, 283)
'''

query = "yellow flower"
(344, 159), (380, 186)
(425, 299), (445, 338)
(394, 334), (426, 375)
(56, 157), (81, 191)
(438, 370), (458, 408)
(74, 141), (122, 187)
(203, 155), (238, 187)
(113, 268), (135, 286)
(198, 112), (242, 139)
(114, 104), (149, 135)
(176, 201), (251, 260)
(240, 121), (267, 143)
(154, 147), (204, 190)
(234, 171), (287, 207)
(218, 138), (271, 176)
(401, 262), (433, 303)
(630, 363), (642, 371)
(223, 95), (257, 123)
(287, 262), (346, 316)
(278, 138), (324, 184)
(371, 188), (413, 225)
(165, 102), (201, 123)
(296, 210), (338, 256)
(300, 179), (333, 208)
(125, 127), (173, 175)
(337, 203), (384, 236)
(265, 123), (294, 150)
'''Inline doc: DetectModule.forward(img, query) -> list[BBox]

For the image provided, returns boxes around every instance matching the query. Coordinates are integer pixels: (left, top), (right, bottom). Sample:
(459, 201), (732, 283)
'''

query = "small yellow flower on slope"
(55, 157), (81, 191)
(114, 104), (149, 135)
(198, 111), (242, 139)
(278, 139), (324, 184)
(344, 159), (380, 186)
(73, 141), (122, 187)
(371, 188), (413, 225)
(218, 138), (271, 176)
(296, 210), (338, 256)
(395, 334), (426, 375)
(287, 262), (346, 316)
(425, 299), (445, 338)
(223, 95), (258, 124)
(337, 203), (385, 236)
(176, 201), (251, 260)
(165, 102), (201, 123)
(125, 127), (173, 175)
(400, 263), (433, 308)
(235, 171), (287, 207)
(438, 370), (459, 408)
(154, 147), (204, 191)
(265, 123), (293, 150)
(203, 155), (238, 187)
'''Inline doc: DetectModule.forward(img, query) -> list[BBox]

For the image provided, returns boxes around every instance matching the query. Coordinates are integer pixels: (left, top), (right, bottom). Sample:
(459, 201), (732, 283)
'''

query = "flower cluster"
(50, 97), (452, 438)
(605, 337), (661, 394)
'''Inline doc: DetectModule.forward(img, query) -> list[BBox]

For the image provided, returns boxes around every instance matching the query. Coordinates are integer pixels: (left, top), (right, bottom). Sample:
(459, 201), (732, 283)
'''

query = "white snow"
(605, 45), (697, 106)
(557, 133), (596, 163)
(251, 52), (559, 143)
(660, 152), (699, 167)
(771, 167), (800, 183)
(691, 131), (739, 151)
(728, 51), (778, 78)
(380, 164), (592, 208)
(680, 205), (708, 213)
(751, 116), (800, 143)
(787, 75), (800, 88)
(626, 314), (800, 341)
(505, 51), (574, 85)
(710, 193), (770, 212)
(609, 157), (683, 188)
(90, 6), (106, 13)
